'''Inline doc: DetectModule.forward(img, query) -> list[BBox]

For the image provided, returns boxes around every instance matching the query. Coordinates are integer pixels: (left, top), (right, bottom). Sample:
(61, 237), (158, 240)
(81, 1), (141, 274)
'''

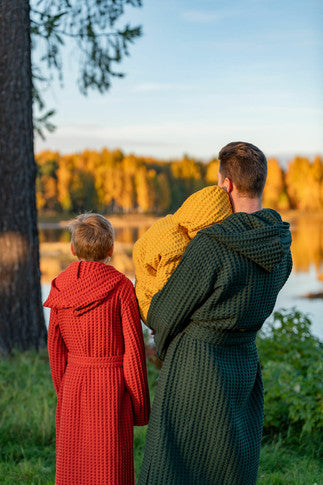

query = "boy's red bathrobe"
(44, 261), (150, 485)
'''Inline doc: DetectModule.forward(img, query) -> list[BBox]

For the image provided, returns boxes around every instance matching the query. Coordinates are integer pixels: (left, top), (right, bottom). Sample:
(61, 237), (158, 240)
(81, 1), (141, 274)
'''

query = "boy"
(44, 213), (150, 485)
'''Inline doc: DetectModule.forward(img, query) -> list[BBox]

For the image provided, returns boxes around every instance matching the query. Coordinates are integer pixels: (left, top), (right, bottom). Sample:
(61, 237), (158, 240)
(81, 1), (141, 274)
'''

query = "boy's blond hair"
(68, 213), (114, 261)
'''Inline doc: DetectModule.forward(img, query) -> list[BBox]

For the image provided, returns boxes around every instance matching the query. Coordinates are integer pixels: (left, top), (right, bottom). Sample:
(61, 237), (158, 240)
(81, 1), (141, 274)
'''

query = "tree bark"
(0, 0), (47, 353)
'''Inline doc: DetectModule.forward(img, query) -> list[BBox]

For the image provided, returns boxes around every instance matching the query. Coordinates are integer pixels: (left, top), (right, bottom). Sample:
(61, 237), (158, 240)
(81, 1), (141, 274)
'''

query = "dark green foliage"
(257, 309), (323, 449)
(39, 159), (59, 179)
(69, 170), (98, 212)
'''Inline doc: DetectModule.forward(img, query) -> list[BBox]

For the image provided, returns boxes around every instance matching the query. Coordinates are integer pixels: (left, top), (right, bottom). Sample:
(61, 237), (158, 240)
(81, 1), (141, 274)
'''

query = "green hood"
(200, 209), (292, 272)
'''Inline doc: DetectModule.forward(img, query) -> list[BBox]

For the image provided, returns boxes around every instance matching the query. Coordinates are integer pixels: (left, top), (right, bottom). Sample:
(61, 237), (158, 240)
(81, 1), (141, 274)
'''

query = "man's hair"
(218, 141), (267, 197)
(68, 213), (114, 261)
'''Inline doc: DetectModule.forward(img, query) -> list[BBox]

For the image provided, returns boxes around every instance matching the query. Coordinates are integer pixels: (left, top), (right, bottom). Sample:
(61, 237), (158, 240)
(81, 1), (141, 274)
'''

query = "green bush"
(257, 309), (323, 445)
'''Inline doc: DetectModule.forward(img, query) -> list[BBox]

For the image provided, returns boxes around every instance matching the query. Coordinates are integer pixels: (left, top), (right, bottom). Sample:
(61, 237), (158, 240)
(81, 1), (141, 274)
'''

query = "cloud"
(33, 121), (265, 159)
(35, 118), (323, 160)
(132, 82), (194, 93)
(182, 8), (242, 24)
(182, 10), (222, 23)
(35, 119), (322, 143)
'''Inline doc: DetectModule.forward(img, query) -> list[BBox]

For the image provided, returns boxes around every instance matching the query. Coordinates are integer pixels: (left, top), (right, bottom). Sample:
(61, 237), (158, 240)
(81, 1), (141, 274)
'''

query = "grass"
(0, 351), (56, 484)
(259, 439), (321, 484)
(0, 350), (321, 484)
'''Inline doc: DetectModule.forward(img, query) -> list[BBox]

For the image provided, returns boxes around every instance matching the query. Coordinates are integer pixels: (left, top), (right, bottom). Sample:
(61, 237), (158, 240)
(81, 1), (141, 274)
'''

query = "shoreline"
(38, 213), (159, 229)
(38, 210), (323, 225)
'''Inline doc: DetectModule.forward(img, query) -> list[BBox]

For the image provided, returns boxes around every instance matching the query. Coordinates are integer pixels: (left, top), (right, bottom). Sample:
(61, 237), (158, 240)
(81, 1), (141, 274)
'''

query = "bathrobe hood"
(43, 261), (124, 315)
(201, 208), (292, 272)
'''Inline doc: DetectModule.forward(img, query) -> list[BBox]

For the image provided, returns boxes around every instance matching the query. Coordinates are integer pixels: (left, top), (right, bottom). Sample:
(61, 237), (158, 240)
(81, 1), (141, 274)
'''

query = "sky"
(34, 0), (323, 163)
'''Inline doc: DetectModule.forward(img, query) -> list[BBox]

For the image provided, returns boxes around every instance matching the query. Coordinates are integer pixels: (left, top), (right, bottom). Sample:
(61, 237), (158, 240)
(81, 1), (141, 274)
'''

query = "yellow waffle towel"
(133, 185), (232, 323)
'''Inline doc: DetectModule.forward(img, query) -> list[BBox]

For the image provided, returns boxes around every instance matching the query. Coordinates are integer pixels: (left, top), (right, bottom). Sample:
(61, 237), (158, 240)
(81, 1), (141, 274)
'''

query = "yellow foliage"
(56, 155), (76, 211)
(136, 166), (155, 212)
(36, 191), (46, 211)
(35, 150), (60, 166)
(123, 154), (139, 175)
(171, 156), (201, 180)
(35, 150), (323, 215)
(206, 159), (219, 184)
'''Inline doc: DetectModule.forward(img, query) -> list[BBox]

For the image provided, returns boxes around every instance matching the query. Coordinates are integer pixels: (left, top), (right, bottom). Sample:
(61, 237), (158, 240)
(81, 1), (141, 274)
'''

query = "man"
(138, 142), (292, 485)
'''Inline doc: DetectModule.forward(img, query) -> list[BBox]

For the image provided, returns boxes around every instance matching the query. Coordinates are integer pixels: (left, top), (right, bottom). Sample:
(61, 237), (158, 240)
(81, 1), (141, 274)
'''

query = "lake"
(40, 214), (323, 340)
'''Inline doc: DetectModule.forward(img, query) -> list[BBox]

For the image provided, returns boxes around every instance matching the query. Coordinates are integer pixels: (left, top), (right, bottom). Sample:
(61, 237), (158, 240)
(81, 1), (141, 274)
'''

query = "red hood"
(43, 261), (125, 315)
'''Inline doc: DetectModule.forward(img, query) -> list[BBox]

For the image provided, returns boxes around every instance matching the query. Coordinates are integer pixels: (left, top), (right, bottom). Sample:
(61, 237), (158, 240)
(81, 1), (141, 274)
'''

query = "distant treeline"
(36, 149), (323, 214)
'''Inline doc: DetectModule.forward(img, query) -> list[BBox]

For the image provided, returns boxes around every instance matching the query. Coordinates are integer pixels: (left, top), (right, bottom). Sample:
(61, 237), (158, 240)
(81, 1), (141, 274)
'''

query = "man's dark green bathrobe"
(138, 209), (292, 485)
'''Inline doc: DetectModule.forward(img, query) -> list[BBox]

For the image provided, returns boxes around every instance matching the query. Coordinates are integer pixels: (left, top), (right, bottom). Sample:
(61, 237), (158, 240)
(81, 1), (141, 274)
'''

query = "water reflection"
(39, 215), (323, 340)
(290, 215), (323, 275)
(39, 228), (70, 243)
(39, 226), (151, 245)
(39, 216), (323, 276)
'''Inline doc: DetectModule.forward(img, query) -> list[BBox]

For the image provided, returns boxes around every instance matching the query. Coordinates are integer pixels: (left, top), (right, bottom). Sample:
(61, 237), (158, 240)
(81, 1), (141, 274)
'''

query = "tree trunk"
(0, 0), (47, 353)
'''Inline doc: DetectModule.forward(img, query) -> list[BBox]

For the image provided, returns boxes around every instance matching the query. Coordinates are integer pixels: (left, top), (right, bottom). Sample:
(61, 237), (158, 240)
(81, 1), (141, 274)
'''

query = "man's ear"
(70, 243), (77, 256)
(222, 177), (234, 194)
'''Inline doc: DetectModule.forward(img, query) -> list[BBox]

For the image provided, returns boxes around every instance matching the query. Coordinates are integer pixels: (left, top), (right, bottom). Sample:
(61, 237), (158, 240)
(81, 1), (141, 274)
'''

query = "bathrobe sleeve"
(147, 234), (217, 360)
(120, 278), (151, 426)
(47, 308), (68, 395)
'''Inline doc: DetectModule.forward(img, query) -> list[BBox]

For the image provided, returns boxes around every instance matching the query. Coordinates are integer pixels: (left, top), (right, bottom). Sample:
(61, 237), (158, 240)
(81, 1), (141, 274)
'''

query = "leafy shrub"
(257, 309), (323, 443)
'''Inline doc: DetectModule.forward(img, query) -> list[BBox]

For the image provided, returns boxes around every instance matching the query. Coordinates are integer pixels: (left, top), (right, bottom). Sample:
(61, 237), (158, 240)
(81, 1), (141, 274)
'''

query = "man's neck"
(231, 195), (262, 214)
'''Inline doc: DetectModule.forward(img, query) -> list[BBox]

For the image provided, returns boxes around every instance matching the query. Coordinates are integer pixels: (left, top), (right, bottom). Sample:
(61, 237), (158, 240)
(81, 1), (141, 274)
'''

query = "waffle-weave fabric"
(138, 209), (293, 485)
(133, 185), (232, 322)
(44, 261), (150, 485)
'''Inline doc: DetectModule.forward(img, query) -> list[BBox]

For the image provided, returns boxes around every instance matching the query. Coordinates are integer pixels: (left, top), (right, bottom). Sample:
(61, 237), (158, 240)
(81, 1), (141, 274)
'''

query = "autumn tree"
(170, 155), (206, 209)
(95, 148), (123, 210)
(0, 0), (142, 353)
(136, 165), (156, 212)
(56, 154), (75, 211)
(205, 159), (220, 185)
(155, 172), (171, 214)
(70, 170), (98, 212)
(120, 155), (138, 211)
(36, 151), (60, 212)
